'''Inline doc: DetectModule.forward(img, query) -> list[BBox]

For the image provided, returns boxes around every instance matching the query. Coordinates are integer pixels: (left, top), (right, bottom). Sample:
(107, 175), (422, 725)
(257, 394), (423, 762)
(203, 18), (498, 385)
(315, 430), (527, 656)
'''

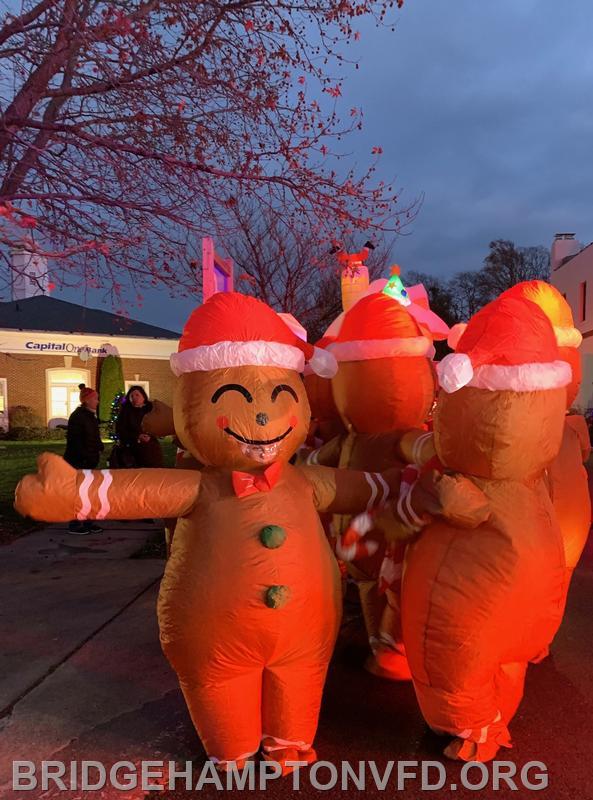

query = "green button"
(264, 585), (290, 609)
(259, 525), (287, 549)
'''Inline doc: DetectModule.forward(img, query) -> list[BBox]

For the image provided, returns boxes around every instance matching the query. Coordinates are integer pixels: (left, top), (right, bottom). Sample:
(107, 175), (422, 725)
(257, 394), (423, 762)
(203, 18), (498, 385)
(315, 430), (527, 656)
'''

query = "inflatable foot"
(443, 719), (512, 763)
(262, 746), (316, 776)
(530, 647), (549, 664)
(212, 755), (258, 773)
(364, 650), (412, 681)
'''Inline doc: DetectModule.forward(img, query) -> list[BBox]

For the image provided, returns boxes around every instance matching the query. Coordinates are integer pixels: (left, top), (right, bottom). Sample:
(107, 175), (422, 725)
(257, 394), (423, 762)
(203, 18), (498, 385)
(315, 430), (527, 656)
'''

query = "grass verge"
(0, 439), (177, 545)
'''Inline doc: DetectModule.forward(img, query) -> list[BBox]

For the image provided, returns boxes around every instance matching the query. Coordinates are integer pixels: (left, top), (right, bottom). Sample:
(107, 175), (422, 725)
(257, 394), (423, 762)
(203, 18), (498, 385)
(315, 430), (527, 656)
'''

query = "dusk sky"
(58, 0), (593, 331)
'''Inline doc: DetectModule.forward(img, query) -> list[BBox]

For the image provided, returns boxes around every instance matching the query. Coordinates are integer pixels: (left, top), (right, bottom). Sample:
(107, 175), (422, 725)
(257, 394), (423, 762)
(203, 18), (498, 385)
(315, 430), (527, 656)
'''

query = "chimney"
(551, 233), (580, 271)
(11, 247), (50, 300)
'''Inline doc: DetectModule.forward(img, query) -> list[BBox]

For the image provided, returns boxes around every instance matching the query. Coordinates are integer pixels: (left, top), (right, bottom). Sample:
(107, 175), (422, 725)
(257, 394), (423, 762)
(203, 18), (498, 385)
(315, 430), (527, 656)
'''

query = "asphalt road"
(3, 529), (592, 800)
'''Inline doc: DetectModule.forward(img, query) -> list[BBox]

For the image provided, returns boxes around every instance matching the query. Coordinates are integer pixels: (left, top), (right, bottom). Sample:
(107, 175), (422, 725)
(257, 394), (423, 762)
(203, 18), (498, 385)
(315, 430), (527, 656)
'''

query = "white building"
(550, 233), (593, 411)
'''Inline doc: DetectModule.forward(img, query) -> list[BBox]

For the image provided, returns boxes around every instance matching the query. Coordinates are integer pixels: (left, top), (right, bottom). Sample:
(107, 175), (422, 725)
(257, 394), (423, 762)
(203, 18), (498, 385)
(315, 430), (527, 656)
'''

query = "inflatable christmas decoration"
(325, 267), (450, 344)
(14, 292), (483, 772)
(303, 335), (346, 447)
(400, 294), (571, 761)
(499, 280), (591, 604)
(305, 288), (441, 679)
(333, 241), (373, 312)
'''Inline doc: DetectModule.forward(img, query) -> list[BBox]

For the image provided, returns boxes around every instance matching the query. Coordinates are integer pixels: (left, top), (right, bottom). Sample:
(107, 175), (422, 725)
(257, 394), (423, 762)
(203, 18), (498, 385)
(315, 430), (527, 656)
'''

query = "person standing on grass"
(63, 384), (104, 535)
(114, 385), (163, 468)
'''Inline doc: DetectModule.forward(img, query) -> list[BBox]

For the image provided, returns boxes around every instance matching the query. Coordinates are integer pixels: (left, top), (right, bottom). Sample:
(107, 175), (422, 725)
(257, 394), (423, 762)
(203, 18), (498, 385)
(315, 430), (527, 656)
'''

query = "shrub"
(99, 355), (125, 422)
(8, 405), (44, 428)
(5, 426), (67, 441)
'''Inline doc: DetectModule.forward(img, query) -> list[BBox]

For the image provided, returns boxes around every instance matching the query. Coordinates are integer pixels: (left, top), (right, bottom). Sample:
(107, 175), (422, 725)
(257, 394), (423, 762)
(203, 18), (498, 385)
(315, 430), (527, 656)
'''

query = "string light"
(108, 392), (124, 441)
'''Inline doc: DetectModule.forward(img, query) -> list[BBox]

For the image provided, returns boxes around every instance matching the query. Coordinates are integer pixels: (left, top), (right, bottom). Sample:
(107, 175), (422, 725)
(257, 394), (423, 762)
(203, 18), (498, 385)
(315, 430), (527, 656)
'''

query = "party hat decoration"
(382, 265), (411, 307)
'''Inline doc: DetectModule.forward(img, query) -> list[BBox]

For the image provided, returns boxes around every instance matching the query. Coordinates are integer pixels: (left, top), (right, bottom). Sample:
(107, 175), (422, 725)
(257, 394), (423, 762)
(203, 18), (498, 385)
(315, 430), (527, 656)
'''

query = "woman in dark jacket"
(114, 385), (163, 468)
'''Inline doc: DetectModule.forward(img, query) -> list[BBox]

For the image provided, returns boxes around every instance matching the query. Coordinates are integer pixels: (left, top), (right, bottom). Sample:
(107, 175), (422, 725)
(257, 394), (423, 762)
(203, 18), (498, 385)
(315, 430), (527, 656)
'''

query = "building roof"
(559, 240), (593, 269)
(0, 295), (180, 339)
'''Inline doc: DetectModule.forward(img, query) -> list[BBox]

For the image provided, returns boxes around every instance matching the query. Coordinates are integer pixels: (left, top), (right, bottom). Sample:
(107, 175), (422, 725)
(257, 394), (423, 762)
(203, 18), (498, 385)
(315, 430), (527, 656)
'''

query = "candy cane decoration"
(335, 512), (378, 562)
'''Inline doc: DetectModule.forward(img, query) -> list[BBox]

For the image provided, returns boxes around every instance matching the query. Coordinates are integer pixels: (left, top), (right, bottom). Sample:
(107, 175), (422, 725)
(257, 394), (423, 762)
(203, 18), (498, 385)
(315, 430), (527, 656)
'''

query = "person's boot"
(67, 521), (88, 535)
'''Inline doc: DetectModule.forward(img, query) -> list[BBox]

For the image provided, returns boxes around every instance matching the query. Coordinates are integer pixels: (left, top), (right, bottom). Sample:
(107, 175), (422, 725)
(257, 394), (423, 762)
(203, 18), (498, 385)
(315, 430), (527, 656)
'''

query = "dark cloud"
(346, 0), (593, 277)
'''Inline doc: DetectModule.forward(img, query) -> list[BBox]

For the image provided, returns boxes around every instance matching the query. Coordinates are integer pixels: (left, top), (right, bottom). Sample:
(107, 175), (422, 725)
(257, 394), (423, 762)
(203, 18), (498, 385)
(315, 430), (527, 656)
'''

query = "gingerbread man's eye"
(211, 384), (253, 404)
(271, 384), (299, 403)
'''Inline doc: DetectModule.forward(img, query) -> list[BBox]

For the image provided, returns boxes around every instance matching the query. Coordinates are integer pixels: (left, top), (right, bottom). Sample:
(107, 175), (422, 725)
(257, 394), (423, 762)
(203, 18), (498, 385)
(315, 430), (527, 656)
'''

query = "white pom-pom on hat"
(307, 346), (338, 379)
(437, 353), (474, 394)
(554, 325), (583, 348)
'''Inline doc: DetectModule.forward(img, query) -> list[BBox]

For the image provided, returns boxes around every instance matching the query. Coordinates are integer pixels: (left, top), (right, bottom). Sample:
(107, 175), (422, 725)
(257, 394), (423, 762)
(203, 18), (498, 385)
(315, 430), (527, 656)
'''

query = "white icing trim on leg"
(379, 631), (396, 647)
(76, 470), (93, 520)
(209, 749), (258, 768)
(96, 470), (113, 520)
(261, 735), (312, 752)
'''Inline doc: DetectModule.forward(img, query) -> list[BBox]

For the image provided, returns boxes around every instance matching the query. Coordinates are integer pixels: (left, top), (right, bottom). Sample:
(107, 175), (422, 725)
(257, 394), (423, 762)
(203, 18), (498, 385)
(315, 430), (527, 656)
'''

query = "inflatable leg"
(261, 660), (326, 773)
(495, 661), (528, 723)
(347, 559), (389, 669)
(414, 677), (512, 763)
(371, 589), (412, 681)
(178, 667), (263, 768)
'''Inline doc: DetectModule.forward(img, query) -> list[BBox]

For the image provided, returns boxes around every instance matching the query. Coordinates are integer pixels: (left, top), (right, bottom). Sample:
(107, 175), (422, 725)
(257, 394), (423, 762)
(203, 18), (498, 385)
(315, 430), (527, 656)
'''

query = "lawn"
(0, 439), (178, 545)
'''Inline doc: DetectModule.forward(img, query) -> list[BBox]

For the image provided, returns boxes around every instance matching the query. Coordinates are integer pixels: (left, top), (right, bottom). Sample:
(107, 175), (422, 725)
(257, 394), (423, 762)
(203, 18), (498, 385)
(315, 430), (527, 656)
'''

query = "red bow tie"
(232, 461), (283, 498)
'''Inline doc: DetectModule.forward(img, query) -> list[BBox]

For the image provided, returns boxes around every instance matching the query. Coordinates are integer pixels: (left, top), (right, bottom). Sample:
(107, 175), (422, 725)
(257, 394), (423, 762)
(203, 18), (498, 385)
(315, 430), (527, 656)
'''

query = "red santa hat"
(170, 292), (337, 378)
(437, 295), (572, 394)
(326, 292), (433, 362)
(500, 280), (583, 348)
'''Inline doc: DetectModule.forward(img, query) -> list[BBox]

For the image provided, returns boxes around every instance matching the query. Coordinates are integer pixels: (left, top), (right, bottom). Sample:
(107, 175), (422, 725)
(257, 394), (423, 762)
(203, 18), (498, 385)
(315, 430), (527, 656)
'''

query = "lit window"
(46, 368), (90, 425)
(0, 378), (7, 418)
(580, 281), (587, 322)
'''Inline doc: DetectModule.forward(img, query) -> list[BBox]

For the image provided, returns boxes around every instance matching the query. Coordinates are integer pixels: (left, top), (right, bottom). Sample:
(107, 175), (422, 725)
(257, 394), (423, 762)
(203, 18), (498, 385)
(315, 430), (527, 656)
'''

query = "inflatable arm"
(300, 435), (343, 468)
(14, 453), (200, 522)
(301, 464), (398, 516)
(396, 429), (436, 467)
(566, 414), (591, 463)
(142, 399), (176, 438)
(301, 465), (489, 530)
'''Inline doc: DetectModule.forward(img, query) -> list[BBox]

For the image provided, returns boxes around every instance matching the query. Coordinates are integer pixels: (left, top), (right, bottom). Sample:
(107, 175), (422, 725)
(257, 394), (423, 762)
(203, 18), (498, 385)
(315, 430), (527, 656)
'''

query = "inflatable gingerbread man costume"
(401, 295), (571, 761)
(499, 281), (591, 594)
(15, 292), (483, 771)
(305, 289), (439, 680)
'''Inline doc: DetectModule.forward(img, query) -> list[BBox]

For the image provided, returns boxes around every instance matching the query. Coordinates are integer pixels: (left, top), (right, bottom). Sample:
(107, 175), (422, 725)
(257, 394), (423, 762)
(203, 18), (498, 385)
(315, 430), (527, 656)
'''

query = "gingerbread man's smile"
(224, 425), (293, 446)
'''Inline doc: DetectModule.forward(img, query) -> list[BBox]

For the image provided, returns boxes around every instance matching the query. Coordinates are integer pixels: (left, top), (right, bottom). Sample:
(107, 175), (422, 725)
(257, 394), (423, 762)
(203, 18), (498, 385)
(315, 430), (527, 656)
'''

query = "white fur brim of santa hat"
(437, 353), (572, 394)
(327, 336), (432, 362)
(171, 340), (337, 378)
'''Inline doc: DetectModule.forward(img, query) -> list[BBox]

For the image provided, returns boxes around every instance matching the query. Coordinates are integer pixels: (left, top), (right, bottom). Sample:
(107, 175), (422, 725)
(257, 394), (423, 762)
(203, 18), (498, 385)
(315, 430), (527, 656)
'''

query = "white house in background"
(550, 232), (593, 410)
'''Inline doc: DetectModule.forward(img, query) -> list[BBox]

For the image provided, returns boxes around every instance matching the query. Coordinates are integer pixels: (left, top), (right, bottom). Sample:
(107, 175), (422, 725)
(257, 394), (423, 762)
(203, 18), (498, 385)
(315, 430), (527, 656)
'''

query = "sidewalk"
(0, 521), (182, 797)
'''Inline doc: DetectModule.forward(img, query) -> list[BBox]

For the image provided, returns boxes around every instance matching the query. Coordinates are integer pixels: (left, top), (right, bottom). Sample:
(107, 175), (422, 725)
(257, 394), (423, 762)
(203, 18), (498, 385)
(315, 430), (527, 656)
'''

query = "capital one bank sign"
(25, 340), (115, 357)
(0, 330), (177, 361)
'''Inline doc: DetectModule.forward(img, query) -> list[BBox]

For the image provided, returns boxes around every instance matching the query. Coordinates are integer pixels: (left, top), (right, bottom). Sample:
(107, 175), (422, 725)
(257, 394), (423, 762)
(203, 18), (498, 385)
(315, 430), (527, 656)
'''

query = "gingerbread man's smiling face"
(174, 365), (310, 469)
